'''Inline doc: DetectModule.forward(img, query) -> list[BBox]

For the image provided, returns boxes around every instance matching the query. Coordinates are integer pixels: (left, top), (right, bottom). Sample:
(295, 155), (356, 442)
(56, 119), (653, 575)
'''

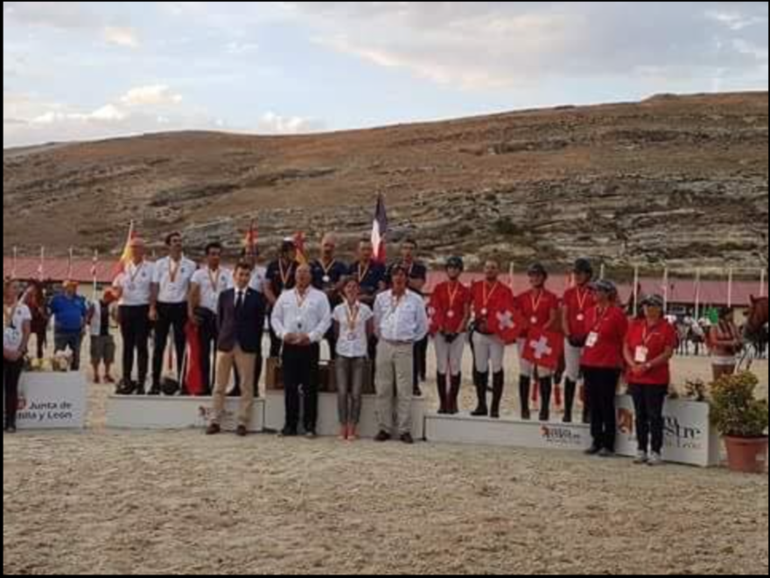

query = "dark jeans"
(282, 343), (320, 434)
(4, 358), (24, 428)
(119, 305), (151, 387)
(629, 384), (668, 454)
(195, 308), (218, 396)
(152, 302), (188, 387)
(54, 330), (83, 371)
(583, 366), (621, 451)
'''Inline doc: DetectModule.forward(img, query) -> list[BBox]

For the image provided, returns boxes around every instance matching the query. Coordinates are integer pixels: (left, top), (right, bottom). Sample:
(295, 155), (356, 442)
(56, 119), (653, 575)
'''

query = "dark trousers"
(282, 343), (320, 433)
(152, 302), (188, 387)
(323, 328), (337, 361)
(630, 384), (668, 454)
(4, 358), (24, 428)
(196, 308), (218, 396)
(54, 330), (83, 371)
(413, 336), (429, 388)
(583, 367), (621, 451)
(119, 305), (151, 387)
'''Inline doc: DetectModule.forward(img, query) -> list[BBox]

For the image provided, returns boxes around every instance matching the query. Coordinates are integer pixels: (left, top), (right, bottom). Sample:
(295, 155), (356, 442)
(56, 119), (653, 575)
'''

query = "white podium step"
(106, 395), (266, 433)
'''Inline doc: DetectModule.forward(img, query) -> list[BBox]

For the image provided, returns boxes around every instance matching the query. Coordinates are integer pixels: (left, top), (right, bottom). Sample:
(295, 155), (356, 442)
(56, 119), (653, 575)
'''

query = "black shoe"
(490, 371), (505, 419)
(413, 386), (423, 397)
(206, 424), (221, 436)
(585, 445), (602, 456)
(539, 378), (552, 423)
(375, 431), (391, 443)
(236, 426), (248, 438)
(116, 379), (135, 396)
(279, 428), (298, 438)
(449, 374), (462, 415)
(135, 383), (146, 396)
(148, 386), (161, 397)
(400, 433), (414, 445)
(5, 424), (17, 434)
(599, 448), (616, 459)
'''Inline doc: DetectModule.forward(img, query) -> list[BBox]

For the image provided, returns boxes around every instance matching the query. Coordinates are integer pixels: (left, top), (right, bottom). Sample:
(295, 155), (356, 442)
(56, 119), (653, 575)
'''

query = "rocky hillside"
(3, 92), (768, 273)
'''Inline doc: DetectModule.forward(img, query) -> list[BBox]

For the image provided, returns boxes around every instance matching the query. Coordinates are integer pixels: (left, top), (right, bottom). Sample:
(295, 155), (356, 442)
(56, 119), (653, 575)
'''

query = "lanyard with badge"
(446, 282), (461, 321)
(295, 288), (309, 332)
(208, 268), (222, 301)
(479, 282), (499, 317)
(128, 262), (147, 292)
(320, 260), (337, 285)
(635, 323), (661, 364)
(529, 290), (546, 326)
(575, 288), (590, 322)
(345, 301), (360, 342)
(168, 257), (182, 286)
(586, 306), (609, 348)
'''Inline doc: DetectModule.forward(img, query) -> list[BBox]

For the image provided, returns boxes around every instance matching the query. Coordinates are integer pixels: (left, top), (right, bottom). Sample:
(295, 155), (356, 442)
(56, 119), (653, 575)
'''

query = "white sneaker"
(634, 451), (649, 465)
(648, 453), (663, 467)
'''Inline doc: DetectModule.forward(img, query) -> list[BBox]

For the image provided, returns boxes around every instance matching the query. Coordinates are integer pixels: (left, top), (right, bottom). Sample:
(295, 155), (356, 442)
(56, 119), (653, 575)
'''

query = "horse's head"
(745, 296), (769, 339)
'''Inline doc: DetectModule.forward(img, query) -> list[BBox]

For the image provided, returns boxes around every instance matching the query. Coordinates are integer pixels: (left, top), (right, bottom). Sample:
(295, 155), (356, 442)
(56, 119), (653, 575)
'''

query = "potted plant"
(710, 372), (769, 474)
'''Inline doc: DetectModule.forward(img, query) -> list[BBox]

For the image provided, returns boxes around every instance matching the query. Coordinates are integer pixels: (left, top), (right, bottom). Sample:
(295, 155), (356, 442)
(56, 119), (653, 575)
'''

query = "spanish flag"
(243, 220), (258, 255)
(113, 221), (137, 278)
(294, 231), (308, 265)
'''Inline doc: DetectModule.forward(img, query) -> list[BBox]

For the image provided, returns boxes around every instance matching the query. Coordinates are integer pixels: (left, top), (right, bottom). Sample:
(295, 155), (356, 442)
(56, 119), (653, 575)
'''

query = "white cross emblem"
(530, 336), (553, 360)
(497, 310), (516, 330)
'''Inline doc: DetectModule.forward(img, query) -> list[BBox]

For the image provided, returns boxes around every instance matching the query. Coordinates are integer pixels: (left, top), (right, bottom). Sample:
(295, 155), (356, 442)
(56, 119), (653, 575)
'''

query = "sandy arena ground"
(3, 339), (769, 575)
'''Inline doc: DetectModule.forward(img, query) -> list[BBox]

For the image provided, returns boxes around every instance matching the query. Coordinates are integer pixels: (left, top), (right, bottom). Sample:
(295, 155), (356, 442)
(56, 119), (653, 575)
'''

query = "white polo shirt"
(333, 302), (373, 359)
(153, 256), (197, 304)
(113, 261), (155, 307)
(4, 303), (32, 353)
(191, 267), (233, 314)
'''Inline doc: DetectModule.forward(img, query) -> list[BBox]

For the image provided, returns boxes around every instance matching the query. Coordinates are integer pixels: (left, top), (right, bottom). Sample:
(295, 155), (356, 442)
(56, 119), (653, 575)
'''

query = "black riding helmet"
(573, 258), (594, 277)
(528, 262), (548, 279)
(446, 256), (464, 272)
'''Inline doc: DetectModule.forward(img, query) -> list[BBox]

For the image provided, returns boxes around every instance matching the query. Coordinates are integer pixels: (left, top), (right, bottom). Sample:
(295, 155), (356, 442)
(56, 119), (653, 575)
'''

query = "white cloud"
(256, 112), (324, 135)
(119, 85), (184, 107)
(103, 26), (140, 49)
(296, 2), (770, 91)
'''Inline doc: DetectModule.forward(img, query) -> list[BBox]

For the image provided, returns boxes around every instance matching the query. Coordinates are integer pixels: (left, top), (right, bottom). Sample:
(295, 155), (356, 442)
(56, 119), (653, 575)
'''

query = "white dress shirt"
(333, 302), (374, 358)
(271, 287), (332, 344)
(4, 303), (32, 353)
(113, 261), (155, 307)
(153, 256), (197, 304)
(191, 267), (233, 313)
(374, 290), (429, 343)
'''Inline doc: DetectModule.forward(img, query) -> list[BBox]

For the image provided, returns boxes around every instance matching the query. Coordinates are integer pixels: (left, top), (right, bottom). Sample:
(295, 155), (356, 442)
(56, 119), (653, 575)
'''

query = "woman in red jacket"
(624, 295), (677, 467)
(580, 280), (629, 457)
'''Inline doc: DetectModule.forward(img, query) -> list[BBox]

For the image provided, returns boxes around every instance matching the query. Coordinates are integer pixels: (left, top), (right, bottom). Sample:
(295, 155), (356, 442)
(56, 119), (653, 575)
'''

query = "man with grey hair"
(271, 263), (332, 438)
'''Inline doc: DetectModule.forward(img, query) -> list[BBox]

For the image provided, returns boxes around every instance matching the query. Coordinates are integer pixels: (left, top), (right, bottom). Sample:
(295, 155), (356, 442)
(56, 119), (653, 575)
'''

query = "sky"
(3, 1), (769, 148)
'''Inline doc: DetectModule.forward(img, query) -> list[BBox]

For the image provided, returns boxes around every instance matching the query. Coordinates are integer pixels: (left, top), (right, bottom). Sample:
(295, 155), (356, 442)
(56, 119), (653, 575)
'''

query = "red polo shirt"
(581, 305), (629, 370)
(563, 285), (597, 338)
(516, 289), (560, 332)
(430, 280), (472, 334)
(625, 319), (678, 385)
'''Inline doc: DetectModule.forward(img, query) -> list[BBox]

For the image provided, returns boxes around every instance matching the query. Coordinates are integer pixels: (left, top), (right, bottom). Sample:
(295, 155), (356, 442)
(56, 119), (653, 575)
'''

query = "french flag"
(371, 193), (388, 264)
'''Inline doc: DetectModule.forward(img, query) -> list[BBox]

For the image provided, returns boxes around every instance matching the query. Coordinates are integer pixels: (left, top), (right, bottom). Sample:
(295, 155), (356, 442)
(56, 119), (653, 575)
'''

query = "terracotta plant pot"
(724, 436), (769, 474)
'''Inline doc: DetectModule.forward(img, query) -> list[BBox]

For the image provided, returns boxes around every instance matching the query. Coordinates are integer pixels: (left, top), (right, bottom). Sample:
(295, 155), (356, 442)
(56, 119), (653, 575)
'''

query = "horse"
(738, 297), (769, 369)
(23, 281), (51, 360)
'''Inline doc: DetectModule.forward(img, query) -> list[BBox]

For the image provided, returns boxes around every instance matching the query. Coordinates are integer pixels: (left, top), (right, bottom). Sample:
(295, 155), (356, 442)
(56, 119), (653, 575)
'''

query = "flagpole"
(727, 267), (734, 309)
(38, 246), (46, 282)
(11, 246), (18, 279)
(694, 268), (702, 320)
(68, 247), (74, 281)
(662, 267), (670, 314)
(92, 250), (99, 299)
(761, 268), (767, 299)
(509, 263), (515, 292)
(600, 263), (606, 280)
(632, 265), (640, 315)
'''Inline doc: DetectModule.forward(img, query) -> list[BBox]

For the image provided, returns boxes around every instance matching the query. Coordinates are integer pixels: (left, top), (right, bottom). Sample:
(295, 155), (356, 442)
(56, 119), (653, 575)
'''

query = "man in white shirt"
(271, 264), (331, 438)
(149, 232), (197, 395)
(189, 242), (233, 395)
(112, 237), (155, 395)
(373, 265), (429, 444)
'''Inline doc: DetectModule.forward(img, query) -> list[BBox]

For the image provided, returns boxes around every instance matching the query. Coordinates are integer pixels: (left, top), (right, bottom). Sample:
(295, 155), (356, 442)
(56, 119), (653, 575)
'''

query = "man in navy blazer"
(207, 262), (266, 437)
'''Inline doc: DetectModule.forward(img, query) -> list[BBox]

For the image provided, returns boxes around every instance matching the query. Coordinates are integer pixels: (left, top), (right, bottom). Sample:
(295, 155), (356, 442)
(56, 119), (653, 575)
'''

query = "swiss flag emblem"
(488, 299), (526, 344)
(522, 328), (564, 370)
